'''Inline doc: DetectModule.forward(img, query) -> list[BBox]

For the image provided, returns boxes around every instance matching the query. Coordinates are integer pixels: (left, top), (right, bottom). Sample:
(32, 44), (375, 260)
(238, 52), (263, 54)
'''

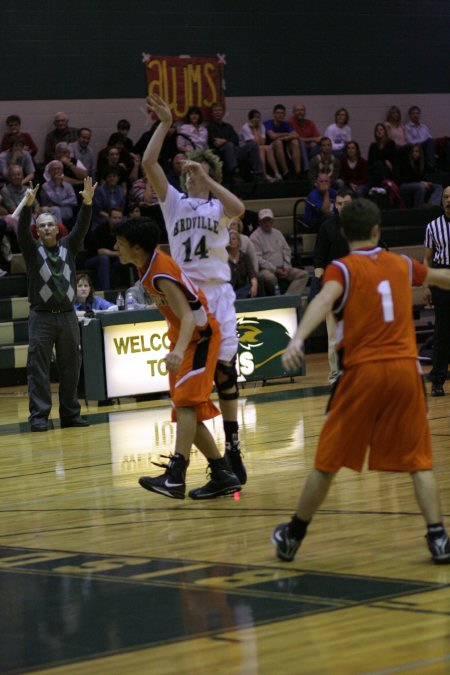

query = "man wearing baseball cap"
(250, 208), (309, 296)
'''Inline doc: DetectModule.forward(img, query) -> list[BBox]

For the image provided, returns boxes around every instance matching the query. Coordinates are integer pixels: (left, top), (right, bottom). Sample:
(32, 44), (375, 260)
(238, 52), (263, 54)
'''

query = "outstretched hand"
(80, 176), (97, 204)
(147, 94), (173, 125)
(282, 336), (305, 373)
(25, 182), (39, 207)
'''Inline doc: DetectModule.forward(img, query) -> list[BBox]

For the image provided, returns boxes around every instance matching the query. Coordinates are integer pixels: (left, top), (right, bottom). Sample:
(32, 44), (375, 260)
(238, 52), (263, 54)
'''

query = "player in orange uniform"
(272, 198), (450, 564)
(114, 215), (241, 500)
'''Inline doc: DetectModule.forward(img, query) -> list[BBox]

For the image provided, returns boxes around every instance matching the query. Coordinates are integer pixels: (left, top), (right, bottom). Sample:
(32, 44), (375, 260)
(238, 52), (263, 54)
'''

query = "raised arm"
(141, 94), (171, 202)
(68, 177), (97, 248)
(17, 183), (39, 250)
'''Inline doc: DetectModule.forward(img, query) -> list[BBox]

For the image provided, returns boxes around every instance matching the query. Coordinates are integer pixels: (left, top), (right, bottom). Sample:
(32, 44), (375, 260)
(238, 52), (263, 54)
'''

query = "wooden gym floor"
(0, 353), (448, 675)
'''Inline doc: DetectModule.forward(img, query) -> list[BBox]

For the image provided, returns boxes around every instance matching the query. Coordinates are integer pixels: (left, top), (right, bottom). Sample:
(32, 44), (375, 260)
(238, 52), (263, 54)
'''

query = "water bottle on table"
(126, 290), (135, 311)
(116, 291), (125, 310)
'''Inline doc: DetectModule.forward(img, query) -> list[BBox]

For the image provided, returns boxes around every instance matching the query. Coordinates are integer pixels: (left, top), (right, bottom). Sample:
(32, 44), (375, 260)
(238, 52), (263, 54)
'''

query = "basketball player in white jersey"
(142, 94), (247, 490)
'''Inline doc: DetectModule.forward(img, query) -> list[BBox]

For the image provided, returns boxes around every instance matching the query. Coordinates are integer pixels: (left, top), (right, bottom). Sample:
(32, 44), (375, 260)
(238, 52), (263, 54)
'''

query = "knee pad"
(215, 360), (239, 400)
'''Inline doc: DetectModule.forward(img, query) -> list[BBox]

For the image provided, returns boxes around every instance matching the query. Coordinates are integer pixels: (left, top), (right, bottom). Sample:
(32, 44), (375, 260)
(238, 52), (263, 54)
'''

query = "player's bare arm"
(425, 267), (450, 291)
(282, 280), (342, 372)
(141, 94), (171, 201)
(158, 278), (196, 372)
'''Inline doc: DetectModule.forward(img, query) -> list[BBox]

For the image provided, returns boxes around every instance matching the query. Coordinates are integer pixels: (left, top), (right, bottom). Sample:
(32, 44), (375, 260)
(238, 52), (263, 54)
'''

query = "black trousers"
(430, 286), (450, 385)
(27, 309), (82, 425)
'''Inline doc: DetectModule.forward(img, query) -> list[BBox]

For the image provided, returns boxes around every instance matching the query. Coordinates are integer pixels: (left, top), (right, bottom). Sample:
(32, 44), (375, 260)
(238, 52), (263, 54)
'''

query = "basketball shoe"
(188, 458), (241, 499)
(272, 523), (301, 562)
(225, 437), (247, 485)
(426, 531), (450, 564)
(138, 453), (187, 500)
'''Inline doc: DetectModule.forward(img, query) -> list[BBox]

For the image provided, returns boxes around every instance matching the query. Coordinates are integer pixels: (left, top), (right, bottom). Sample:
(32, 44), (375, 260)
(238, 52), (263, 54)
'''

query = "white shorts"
(200, 282), (238, 362)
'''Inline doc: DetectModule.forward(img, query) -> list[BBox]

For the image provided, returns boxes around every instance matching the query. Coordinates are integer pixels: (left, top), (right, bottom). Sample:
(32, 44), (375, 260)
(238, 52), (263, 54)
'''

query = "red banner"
(144, 55), (225, 121)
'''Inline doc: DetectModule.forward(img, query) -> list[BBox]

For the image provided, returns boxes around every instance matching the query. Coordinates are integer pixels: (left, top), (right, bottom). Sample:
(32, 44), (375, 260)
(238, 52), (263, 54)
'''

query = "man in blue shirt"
(264, 104), (302, 178)
(304, 173), (337, 231)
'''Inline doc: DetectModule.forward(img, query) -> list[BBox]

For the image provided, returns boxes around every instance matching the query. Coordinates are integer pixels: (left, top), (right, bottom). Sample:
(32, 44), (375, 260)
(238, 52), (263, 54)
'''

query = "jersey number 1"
(377, 280), (394, 322)
(182, 235), (209, 262)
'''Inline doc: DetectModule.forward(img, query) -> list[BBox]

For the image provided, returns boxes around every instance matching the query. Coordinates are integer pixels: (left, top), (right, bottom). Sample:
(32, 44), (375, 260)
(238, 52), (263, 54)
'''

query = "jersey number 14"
(182, 236), (209, 262)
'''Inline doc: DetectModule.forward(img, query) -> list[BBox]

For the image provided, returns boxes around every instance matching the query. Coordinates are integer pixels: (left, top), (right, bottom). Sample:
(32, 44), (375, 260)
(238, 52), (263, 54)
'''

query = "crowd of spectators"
(0, 102), (448, 283)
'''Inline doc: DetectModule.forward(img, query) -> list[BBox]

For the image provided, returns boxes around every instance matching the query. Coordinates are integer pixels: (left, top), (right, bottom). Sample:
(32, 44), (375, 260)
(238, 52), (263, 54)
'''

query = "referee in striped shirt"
(423, 185), (450, 396)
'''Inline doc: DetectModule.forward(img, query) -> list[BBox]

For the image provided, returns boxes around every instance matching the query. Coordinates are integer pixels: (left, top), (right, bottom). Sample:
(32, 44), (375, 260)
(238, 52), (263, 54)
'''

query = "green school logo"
(236, 316), (296, 381)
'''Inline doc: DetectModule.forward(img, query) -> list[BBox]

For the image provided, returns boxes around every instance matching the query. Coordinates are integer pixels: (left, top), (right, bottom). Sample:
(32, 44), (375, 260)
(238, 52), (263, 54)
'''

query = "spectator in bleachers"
(108, 119), (134, 152)
(74, 272), (114, 316)
(40, 160), (78, 229)
(398, 143), (443, 208)
(207, 101), (262, 183)
(176, 106), (208, 152)
(44, 112), (78, 163)
(166, 152), (186, 191)
(228, 230), (259, 298)
(239, 109), (281, 182)
(96, 139), (139, 185)
(250, 208), (309, 297)
(339, 141), (368, 196)
(288, 102), (321, 171)
(128, 173), (159, 211)
(0, 165), (30, 237)
(1, 115), (38, 157)
(0, 164), (27, 211)
(385, 105), (408, 154)
(69, 128), (95, 177)
(92, 167), (126, 230)
(133, 120), (179, 173)
(85, 207), (135, 290)
(313, 188), (354, 384)
(264, 104), (302, 179)
(128, 204), (142, 218)
(404, 106), (437, 172)
(0, 165), (61, 237)
(304, 173), (337, 230)
(52, 142), (87, 191)
(368, 123), (397, 188)
(309, 137), (342, 188)
(0, 218), (9, 276)
(324, 108), (352, 159)
(228, 216), (259, 274)
(0, 138), (35, 185)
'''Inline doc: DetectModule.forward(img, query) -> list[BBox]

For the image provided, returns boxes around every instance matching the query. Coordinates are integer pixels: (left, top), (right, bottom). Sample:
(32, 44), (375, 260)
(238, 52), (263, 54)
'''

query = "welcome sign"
(103, 306), (300, 398)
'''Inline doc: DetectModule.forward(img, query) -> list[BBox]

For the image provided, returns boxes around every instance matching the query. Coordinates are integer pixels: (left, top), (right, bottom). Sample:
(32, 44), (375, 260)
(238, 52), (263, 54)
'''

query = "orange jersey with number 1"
(317, 247), (431, 473)
(324, 247), (428, 368)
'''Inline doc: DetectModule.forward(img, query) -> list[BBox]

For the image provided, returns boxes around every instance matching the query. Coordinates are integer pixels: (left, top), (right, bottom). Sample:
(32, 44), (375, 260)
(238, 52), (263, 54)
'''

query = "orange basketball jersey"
(139, 248), (212, 344)
(324, 247), (428, 368)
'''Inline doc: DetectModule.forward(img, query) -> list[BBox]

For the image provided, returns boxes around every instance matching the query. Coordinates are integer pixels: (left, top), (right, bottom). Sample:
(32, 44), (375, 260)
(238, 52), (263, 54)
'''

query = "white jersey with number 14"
(159, 185), (231, 284)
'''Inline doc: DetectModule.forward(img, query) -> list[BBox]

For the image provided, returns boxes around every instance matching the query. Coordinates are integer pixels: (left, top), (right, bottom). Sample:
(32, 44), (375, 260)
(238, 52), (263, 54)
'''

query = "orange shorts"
(169, 316), (221, 423)
(315, 359), (432, 473)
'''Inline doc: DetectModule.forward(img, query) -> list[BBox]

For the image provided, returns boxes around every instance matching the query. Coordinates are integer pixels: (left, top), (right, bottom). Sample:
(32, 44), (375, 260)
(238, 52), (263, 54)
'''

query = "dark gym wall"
(1, 0), (448, 101)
